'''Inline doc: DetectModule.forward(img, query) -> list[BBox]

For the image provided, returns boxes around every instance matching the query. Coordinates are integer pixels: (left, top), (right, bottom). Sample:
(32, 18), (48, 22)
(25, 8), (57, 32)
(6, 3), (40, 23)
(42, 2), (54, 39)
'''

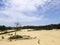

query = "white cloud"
(1, 0), (58, 26)
(0, 0), (49, 23)
(10, 0), (47, 10)
(0, 10), (46, 23)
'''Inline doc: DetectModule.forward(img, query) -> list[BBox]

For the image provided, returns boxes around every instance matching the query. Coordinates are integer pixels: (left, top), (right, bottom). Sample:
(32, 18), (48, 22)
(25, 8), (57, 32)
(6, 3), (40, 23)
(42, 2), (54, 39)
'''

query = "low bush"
(9, 35), (23, 39)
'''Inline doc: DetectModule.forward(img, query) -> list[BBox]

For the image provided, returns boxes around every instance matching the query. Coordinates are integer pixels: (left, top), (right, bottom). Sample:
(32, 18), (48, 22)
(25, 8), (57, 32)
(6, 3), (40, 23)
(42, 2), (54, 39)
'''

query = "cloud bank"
(0, 0), (60, 26)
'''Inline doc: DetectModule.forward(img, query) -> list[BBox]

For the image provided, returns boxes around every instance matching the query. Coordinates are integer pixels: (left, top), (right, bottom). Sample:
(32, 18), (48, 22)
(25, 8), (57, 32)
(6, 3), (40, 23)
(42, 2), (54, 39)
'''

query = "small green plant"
(8, 35), (23, 40)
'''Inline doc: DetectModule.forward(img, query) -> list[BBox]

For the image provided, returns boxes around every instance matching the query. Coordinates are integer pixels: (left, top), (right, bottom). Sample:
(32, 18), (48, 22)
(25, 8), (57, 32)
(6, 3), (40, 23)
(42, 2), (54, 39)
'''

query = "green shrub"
(9, 35), (23, 39)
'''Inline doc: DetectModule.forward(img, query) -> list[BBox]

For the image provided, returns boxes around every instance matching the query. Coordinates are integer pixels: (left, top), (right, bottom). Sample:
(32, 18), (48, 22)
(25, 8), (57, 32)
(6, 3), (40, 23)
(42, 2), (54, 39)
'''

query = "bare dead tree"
(15, 22), (21, 36)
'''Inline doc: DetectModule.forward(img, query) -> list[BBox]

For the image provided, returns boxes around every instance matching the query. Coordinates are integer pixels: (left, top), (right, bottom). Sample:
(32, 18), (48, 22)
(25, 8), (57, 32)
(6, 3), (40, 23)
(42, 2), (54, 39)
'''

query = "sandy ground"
(0, 29), (60, 45)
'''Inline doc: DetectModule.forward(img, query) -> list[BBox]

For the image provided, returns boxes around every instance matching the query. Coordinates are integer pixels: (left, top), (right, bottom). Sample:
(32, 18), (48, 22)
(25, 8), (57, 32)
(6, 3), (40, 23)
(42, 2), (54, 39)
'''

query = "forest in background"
(0, 23), (60, 31)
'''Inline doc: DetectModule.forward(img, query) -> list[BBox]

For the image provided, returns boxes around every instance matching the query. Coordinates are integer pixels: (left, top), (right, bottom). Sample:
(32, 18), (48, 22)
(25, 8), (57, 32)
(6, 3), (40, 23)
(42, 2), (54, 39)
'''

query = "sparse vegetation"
(8, 35), (34, 41)
(8, 35), (23, 40)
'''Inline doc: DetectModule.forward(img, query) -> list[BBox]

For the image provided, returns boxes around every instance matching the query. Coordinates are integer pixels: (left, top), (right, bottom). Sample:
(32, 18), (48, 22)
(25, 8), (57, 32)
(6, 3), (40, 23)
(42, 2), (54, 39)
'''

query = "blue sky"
(0, 0), (60, 26)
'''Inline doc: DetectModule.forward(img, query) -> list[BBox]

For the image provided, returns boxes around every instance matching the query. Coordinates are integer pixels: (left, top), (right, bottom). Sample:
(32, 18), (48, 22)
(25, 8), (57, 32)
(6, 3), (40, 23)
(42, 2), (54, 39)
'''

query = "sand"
(0, 29), (60, 45)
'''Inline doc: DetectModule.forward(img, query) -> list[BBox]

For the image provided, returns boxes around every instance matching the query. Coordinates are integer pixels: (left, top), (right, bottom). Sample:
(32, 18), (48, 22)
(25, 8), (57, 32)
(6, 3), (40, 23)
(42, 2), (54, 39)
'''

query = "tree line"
(0, 23), (60, 31)
(0, 25), (12, 31)
(22, 23), (60, 30)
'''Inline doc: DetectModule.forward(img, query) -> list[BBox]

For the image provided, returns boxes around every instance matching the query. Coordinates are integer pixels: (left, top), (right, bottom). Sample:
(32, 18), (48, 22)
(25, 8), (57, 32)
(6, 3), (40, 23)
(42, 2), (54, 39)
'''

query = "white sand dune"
(0, 29), (60, 45)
